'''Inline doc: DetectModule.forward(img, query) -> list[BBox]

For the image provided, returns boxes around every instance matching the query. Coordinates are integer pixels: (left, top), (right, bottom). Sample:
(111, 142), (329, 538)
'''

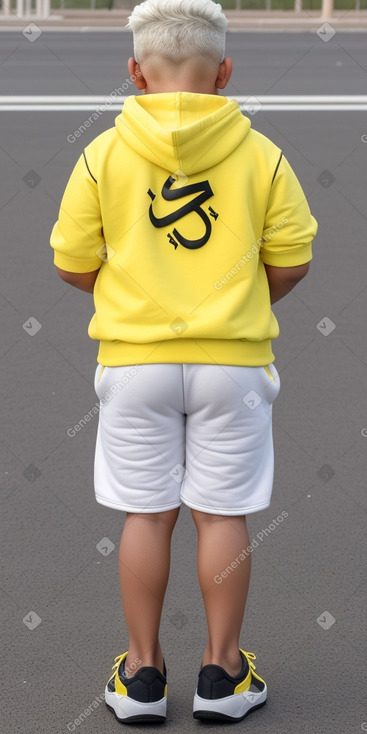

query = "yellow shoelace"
(241, 650), (257, 672)
(108, 653), (128, 681)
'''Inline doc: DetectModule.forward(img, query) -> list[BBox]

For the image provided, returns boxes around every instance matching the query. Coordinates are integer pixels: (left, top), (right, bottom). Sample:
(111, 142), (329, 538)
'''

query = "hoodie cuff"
(53, 250), (101, 273)
(260, 241), (312, 267)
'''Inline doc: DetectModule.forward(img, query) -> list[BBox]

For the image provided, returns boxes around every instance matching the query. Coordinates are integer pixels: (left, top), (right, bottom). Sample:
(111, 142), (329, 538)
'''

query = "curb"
(1, 9), (367, 30)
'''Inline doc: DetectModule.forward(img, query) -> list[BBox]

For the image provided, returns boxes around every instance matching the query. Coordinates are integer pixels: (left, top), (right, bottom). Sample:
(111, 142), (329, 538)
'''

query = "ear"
(127, 57), (147, 90)
(215, 57), (232, 90)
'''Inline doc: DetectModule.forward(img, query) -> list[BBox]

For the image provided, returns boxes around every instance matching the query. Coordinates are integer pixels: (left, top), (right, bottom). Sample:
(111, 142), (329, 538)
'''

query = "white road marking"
(1, 95), (367, 111)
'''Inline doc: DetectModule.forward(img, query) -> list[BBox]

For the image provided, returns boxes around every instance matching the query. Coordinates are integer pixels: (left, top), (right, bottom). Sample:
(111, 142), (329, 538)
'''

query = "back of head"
(127, 0), (227, 66)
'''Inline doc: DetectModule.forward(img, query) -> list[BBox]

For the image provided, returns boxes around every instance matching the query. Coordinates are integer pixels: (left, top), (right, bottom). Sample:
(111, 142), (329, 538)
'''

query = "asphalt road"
(1, 31), (367, 734)
(0, 31), (367, 94)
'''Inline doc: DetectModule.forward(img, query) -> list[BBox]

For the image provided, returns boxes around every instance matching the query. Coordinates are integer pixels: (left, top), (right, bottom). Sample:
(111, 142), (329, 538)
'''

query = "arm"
(264, 262), (310, 304)
(259, 153), (317, 303)
(50, 150), (105, 288)
(55, 267), (100, 294)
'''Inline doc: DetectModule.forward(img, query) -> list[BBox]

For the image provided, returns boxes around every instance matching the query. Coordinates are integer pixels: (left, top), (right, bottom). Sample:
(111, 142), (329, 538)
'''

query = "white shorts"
(93, 362), (280, 516)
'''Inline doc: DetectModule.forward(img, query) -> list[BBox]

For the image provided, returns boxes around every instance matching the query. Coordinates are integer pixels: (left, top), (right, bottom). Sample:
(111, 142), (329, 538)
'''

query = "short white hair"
(127, 0), (227, 65)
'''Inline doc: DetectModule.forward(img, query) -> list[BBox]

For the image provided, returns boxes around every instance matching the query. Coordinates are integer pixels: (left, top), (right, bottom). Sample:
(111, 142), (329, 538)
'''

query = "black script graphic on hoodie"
(147, 175), (218, 250)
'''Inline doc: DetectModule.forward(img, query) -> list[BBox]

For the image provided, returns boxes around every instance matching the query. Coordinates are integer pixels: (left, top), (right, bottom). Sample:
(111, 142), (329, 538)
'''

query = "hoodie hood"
(115, 92), (251, 176)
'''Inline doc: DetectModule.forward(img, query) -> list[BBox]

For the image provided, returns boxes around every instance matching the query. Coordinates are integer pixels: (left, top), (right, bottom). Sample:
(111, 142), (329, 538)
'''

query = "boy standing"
(50, 0), (317, 724)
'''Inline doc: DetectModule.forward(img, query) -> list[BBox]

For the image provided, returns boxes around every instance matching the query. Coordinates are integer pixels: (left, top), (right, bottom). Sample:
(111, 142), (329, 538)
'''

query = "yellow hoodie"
(50, 92), (317, 367)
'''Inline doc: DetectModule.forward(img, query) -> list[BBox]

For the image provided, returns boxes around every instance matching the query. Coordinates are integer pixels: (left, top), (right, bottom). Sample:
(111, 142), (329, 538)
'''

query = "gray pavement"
(1, 31), (367, 95)
(1, 32), (367, 734)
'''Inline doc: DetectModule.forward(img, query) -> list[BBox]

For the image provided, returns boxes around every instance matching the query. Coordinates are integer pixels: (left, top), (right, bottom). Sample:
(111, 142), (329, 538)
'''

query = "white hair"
(127, 0), (227, 65)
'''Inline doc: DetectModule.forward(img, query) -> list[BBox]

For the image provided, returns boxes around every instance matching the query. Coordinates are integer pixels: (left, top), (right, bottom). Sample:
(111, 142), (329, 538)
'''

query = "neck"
(143, 80), (219, 95)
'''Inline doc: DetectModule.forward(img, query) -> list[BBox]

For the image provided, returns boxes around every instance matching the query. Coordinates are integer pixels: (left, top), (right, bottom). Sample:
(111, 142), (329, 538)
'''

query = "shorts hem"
(95, 494), (182, 513)
(180, 496), (271, 516)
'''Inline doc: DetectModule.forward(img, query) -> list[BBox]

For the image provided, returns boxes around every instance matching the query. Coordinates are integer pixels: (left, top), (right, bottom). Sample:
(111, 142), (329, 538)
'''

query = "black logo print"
(147, 175), (218, 250)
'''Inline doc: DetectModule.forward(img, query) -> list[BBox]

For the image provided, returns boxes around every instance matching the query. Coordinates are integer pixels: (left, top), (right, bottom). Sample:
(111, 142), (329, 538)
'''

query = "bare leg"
(119, 507), (180, 676)
(191, 510), (251, 677)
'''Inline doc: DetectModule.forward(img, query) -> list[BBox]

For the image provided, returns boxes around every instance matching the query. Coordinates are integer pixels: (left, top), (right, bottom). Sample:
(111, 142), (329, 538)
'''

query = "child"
(50, 0), (317, 724)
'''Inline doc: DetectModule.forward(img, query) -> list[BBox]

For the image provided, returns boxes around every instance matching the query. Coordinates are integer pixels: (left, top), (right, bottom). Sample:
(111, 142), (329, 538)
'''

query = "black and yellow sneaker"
(105, 651), (167, 723)
(193, 649), (267, 722)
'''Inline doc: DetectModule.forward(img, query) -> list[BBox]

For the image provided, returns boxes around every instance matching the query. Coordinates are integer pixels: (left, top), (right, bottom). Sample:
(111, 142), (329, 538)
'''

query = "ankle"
(201, 647), (243, 676)
(125, 647), (165, 677)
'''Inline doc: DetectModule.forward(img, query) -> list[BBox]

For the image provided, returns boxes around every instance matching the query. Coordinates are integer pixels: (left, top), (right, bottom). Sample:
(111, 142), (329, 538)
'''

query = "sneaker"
(193, 649), (267, 722)
(105, 651), (167, 723)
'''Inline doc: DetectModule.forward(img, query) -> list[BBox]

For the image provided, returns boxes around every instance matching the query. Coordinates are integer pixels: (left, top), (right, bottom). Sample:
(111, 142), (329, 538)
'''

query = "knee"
(191, 509), (224, 526)
(191, 509), (247, 527)
(127, 507), (180, 528)
(157, 507), (181, 527)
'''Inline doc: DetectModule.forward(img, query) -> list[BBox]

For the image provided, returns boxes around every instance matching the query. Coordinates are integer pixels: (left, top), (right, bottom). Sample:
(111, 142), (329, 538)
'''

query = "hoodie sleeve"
(50, 151), (104, 273)
(259, 153), (318, 268)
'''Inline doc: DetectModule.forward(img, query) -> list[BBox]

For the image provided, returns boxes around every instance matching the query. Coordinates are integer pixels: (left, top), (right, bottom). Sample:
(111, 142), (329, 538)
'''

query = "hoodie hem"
(96, 338), (275, 368)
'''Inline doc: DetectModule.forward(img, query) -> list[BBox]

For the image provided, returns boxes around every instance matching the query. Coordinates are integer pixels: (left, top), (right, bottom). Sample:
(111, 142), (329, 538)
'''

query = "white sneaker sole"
(193, 684), (267, 721)
(105, 687), (167, 723)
